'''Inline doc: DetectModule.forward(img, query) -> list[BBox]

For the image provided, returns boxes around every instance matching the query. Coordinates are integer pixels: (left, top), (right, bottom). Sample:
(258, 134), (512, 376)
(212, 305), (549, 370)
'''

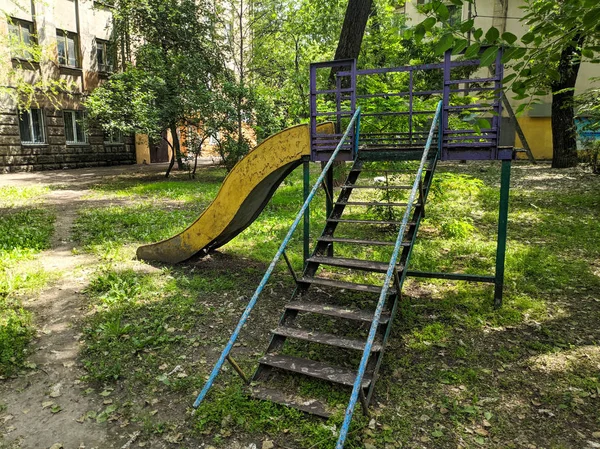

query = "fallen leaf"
(42, 401), (55, 409)
(51, 405), (62, 414)
(475, 428), (489, 437)
(99, 390), (112, 397)
(49, 383), (62, 398)
(49, 444), (63, 449)
(262, 440), (275, 449)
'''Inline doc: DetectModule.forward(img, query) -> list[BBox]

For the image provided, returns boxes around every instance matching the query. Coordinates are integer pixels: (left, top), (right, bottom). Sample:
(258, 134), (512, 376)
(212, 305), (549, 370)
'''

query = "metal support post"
(494, 159), (511, 308)
(303, 158), (310, 265)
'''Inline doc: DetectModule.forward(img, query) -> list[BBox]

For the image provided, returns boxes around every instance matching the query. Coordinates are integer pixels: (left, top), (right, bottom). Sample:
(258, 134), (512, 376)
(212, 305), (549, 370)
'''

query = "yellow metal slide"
(136, 123), (333, 263)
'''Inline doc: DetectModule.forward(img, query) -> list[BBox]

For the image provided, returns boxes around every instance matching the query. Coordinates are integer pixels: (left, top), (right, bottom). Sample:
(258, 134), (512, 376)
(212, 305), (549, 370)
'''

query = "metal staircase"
(193, 101), (443, 449)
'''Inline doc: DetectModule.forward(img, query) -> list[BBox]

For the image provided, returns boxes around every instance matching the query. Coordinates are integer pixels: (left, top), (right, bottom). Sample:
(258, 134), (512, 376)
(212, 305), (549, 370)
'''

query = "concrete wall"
(0, 108), (135, 172)
(0, 0), (137, 171)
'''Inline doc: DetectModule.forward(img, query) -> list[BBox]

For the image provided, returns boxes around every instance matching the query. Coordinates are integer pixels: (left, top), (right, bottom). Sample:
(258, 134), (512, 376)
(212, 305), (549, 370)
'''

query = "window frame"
(63, 110), (88, 145)
(95, 38), (114, 73)
(18, 108), (46, 145)
(8, 17), (36, 61)
(56, 29), (80, 68)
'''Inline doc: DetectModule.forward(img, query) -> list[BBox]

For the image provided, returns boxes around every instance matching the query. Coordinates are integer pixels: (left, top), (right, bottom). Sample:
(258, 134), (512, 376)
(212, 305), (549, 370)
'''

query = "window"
(447, 4), (462, 26)
(104, 129), (123, 144)
(19, 109), (46, 144)
(96, 39), (114, 73)
(56, 30), (79, 67)
(63, 110), (87, 144)
(8, 18), (35, 60)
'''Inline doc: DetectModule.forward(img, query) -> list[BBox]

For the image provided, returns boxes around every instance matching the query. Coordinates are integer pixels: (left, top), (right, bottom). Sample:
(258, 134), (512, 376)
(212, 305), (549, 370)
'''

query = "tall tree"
(85, 0), (226, 177)
(414, 0), (600, 168)
(333, 0), (373, 61)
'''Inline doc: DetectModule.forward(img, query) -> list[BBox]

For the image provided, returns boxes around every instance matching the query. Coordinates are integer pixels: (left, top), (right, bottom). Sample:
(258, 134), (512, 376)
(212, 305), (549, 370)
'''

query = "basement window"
(64, 110), (88, 144)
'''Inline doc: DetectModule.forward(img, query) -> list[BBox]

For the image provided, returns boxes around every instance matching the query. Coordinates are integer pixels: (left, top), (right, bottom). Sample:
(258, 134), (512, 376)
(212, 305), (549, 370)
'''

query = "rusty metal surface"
(136, 123), (334, 263)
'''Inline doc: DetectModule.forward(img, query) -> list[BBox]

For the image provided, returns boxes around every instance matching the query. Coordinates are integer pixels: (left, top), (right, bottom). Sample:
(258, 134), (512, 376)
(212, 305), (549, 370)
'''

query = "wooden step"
(259, 354), (372, 388)
(327, 218), (416, 226)
(272, 326), (382, 352)
(318, 236), (403, 247)
(335, 201), (419, 208)
(342, 184), (412, 190)
(350, 167), (432, 174)
(307, 256), (399, 273)
(249, 386), (333, 418)
(286, 301), (390, 324)
(298, 276), (395, 295)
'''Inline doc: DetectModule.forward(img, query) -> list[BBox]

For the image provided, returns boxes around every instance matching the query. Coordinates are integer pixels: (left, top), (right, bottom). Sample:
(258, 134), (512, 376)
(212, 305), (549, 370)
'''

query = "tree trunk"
(550, 34), (584, 168)
(170, 123), (184, 170)
(333, 0), (373, 62)
(324, 0), (373, 185)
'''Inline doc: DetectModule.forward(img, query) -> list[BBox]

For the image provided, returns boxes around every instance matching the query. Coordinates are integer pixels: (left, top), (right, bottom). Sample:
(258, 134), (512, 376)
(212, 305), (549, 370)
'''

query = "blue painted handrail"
(193, 108), (362, 409)
(335, 100), (443, 449)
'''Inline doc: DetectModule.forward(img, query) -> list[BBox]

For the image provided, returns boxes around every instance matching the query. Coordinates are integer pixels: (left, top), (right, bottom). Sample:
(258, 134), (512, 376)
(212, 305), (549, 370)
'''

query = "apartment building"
(404, 0), (600, 159)
(0, 0), (135, 172)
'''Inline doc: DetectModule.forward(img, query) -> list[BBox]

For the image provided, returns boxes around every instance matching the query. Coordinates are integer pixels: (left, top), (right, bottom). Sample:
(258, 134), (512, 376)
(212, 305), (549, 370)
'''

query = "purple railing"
(309, 49), (513, 162)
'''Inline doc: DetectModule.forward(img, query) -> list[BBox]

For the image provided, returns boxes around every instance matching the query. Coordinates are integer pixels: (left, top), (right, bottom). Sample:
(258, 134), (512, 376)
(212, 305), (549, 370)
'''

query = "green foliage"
(85, 0), (227, 174)
(0, 195), (55, 376)
(414, 0), (600, 104)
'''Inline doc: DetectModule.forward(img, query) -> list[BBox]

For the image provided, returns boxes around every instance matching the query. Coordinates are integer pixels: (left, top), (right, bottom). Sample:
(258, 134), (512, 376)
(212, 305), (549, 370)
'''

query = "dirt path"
(1, 163), (220, 449)
(0, 188), (115, 449)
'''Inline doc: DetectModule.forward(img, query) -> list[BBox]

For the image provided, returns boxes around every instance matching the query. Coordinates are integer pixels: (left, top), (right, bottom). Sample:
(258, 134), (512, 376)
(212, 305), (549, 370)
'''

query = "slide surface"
(137, 123), (333, 263)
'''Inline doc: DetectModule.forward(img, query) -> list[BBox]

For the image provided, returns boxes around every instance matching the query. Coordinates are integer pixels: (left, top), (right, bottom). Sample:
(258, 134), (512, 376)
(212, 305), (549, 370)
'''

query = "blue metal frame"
(192, 108), (362, 409)
(335, 100), (443, 449)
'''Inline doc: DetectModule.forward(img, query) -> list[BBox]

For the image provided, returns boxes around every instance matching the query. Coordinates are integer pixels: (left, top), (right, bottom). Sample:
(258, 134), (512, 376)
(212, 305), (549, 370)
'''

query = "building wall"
(0, 0), (135, 172)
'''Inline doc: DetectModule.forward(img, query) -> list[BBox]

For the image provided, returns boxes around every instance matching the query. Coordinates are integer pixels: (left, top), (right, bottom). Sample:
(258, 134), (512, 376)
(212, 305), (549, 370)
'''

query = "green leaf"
(583, 7), (600, 28)
(422, 17), (437, 31)
(464, 43), (481, 59)
(473, 28), (483, 40)
(452, 38), (469, 55)
(521, 32), (535, 44)
(502, 73), (517, 84)
(448, 0), (463, 5)
(435, 33), (455, 55)
(502, 32), (518, 45)
(414, 24), (426, 44)
(460, 19), (474, 33)
(582, 49), (595, 59)
(436, 2), (450, 21)
(479, 46), (499, 67)
(476, 118), (491, 130)
(485, 27), (499, 43)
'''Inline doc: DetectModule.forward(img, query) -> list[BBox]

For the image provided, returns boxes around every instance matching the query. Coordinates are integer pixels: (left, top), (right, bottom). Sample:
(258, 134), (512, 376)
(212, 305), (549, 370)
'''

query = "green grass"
(74, 162), (600, 448)
(0, 187), (55, 376)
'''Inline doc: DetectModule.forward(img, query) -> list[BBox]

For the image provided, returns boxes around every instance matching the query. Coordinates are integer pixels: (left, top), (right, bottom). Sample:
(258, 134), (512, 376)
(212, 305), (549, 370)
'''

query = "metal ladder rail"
(192, 108), (362, 409)
(335, 100), (443, 449)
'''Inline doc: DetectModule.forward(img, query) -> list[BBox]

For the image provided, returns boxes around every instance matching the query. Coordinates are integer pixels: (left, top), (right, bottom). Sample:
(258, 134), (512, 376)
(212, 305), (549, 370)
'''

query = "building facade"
(404, 0), (600, 159)
(0, 0), (135, 172)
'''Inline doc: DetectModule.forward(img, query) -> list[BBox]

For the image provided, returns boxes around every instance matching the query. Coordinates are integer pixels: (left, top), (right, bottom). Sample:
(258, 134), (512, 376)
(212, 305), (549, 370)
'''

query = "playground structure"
(138, 50), (514, 448)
